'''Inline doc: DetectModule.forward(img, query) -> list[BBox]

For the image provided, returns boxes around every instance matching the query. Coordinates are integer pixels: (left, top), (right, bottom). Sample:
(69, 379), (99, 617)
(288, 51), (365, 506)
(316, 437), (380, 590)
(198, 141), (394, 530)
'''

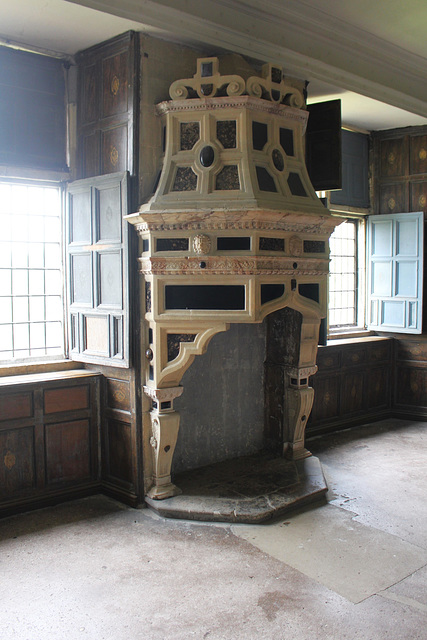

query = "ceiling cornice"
(67, 0), (427, 116)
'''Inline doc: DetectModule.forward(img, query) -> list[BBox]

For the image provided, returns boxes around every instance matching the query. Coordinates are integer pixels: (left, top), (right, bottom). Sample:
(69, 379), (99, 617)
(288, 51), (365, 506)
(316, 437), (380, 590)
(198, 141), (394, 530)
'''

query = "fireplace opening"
(173, 323), (266, 474)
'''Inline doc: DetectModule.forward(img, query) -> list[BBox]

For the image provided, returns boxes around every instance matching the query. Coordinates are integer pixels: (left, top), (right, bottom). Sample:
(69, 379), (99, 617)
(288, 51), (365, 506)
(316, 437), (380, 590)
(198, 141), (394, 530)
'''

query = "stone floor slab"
(232, 503), (427, 603)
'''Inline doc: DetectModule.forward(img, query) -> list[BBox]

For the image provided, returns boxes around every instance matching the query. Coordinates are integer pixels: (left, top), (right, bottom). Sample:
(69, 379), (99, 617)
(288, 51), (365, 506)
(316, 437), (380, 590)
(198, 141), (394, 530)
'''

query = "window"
(328, 217), (366, 332)
(0, 180), (64, 361)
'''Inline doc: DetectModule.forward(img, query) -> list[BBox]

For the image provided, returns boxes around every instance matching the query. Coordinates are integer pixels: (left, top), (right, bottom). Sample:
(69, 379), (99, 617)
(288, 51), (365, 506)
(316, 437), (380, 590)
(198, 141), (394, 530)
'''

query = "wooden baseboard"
(0, 482), (101, 519)
(101, 481), (143, 508)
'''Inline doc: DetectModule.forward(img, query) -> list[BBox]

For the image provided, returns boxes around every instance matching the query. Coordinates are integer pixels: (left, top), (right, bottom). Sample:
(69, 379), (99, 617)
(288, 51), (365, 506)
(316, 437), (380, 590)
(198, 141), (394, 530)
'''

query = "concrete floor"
(1, 418), (426, 640)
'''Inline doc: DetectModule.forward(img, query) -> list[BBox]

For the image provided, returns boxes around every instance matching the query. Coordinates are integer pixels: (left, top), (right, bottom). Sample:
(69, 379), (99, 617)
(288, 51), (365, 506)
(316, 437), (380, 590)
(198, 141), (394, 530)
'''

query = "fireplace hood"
(126, 57), (341, 520)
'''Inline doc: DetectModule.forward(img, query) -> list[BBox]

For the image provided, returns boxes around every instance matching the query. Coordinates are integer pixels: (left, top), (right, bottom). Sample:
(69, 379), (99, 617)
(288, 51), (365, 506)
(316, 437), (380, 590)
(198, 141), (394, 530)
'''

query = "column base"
(147, 482), (182, 500)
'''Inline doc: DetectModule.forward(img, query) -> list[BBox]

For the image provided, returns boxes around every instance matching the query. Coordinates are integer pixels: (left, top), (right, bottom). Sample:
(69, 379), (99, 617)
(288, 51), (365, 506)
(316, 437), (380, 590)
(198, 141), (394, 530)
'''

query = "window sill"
(0, 368), (100, 388)
(0, 359), (84, 379)
(327, 329), (375, 341)
(324, 333), (392, 347)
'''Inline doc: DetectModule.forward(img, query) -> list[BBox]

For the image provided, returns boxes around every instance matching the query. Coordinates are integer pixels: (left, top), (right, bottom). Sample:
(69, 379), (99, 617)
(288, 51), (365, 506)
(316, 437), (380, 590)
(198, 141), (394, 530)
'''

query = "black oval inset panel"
(200, 145), (215, 167)
(272, 148), (284, 171)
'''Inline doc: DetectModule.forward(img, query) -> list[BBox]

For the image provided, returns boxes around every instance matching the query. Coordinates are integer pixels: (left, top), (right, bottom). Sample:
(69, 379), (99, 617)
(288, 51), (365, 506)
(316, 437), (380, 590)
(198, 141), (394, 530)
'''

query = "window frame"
(327, 212), (367, 337)
(0, 176), (67, 365)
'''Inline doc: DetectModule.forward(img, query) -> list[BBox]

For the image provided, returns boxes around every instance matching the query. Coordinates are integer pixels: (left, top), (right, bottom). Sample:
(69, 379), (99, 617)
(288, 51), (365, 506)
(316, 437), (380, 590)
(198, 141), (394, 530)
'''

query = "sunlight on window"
(0, 181), (63, 361)
(329, 220), (357, 327)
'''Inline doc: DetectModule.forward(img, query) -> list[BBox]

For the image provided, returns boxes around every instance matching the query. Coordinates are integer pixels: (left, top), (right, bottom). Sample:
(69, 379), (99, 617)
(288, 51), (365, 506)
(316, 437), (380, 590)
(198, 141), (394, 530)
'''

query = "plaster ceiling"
(0, 0), (426, 132)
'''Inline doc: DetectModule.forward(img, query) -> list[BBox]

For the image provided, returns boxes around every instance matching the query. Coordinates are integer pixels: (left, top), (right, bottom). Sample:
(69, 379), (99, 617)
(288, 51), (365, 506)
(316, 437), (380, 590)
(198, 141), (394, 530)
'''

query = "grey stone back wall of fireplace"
(172, 323), (266, 474)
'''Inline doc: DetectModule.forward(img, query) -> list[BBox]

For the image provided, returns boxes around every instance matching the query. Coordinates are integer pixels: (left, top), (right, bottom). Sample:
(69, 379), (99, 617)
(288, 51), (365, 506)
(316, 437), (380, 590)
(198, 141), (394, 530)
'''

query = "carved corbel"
(158, 324), (229, 387)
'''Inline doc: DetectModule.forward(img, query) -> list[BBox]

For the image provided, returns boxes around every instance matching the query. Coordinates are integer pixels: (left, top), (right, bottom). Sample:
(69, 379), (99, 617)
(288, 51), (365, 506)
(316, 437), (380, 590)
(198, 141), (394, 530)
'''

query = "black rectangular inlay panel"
(261, 284), (285, 305)
(259, 237), (285, 251)
(304, 240), (325, 253)
(298, 283), (319, 303)
(280, 127), (294, 156)
(142, 239), (149, 252)
(201, 62), (213, 77)
(165, 285), (245, 310)
(288, 172), (307, 196)
(217, 237), (251, 251)
(156, 238), (189, 251)
(256, 166), (277, 192)
(252, 121), (268, 150)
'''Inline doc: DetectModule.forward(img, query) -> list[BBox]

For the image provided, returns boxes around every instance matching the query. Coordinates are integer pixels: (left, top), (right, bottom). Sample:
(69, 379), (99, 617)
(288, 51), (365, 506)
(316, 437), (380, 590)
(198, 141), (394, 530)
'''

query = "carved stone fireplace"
(126, 57), (340, 522)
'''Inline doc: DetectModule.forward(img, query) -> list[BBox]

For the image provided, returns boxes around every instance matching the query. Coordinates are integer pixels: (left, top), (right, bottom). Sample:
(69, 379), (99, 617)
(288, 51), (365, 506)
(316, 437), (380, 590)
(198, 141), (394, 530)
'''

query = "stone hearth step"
(145, 454), (327, 524)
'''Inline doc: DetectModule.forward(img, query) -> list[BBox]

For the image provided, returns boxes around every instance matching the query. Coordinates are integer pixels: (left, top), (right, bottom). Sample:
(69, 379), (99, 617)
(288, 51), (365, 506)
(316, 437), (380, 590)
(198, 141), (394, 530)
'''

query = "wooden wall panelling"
(76, 31), (139, 185)
(75, 32), (142, 506)
(373, 126), (427, 216)
(0, 372), (101, 517)
(379, 182), (409, 214)
(410, 180), (427, 212)
(307, 338), (392, 435)
(371, 126), (426, 422)
(45, 419), (91, 484)
(379, 136), (407, 178)
(392, 336), (427, 418)
(410, 134), (427, 175)
(84, 364), (141, 507)
(0, 425), (36, 498)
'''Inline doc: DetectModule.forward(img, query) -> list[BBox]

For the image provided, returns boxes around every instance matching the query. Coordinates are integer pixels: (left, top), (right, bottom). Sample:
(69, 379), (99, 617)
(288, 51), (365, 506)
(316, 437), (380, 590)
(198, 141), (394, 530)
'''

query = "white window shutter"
(367, 212), (424, 334)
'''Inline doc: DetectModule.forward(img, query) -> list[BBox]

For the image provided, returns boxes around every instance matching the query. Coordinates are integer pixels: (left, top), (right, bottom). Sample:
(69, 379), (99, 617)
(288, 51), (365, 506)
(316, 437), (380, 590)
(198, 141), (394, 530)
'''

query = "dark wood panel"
(368, 341), (392, 363)
(379, 137), (406, 178)
(410, 181), (427, 212)
(105, 418), (133, 484)
(316, 349), (341, 371)
(379, 182), (408, 214)
(310, 376), (340, 423)
(82, 131), (101, 178)
(81, 63), (98, 126)
(410, 134), (427, 175)
(102, 51), (128, 118)
(102, 125), (128, 174)
(44, 385), (89, 414)
(366, 366), (390, 410)
(45, 419), (91, 484)
(396, 339), (427, 362)
(373, 126), (427, 215)
(106, 378), (131, 412)
(0, 374), (101, 517)
(341, 372), (364, 414)
(394, 365), (427, 409)
(0, 392), (33, 420)
(341, 347), (367, 368)
(0, 426), (35, 497)
(76, 31), (138, 182)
